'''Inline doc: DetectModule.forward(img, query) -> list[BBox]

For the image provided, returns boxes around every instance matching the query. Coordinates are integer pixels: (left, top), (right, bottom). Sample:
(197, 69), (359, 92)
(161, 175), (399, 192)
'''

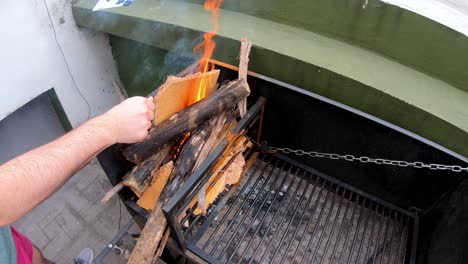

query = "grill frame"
(162, 97), (419, 264)
(185, 154), (418, 264)
(162, 97), (266, 252)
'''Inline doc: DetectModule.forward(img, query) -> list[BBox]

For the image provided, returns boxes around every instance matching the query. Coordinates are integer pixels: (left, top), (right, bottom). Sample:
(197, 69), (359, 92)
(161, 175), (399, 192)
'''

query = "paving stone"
(81, 176), (109, 204)
(54, 207), (85, 239)
(42, 229), (73, 260)
(75, 161), (102, 191)
(14, 223), (50, 249)
(13, 159), (133, 263)
(62, 187), (92, 213)
(42, 219), (63, 241)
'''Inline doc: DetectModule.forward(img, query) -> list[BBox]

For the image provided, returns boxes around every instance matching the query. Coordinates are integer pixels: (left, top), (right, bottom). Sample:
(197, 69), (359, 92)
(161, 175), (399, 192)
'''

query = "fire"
(193, 0), (223, 102)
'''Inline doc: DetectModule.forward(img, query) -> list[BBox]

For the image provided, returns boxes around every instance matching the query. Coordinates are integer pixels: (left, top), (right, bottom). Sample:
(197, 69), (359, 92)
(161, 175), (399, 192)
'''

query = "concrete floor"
(13, 159), (132, 263)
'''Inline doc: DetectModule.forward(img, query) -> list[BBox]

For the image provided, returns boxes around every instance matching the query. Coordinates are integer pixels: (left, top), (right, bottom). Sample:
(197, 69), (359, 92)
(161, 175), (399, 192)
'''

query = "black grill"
(162, 98), (418, 264)
(192, 154), (417, 263)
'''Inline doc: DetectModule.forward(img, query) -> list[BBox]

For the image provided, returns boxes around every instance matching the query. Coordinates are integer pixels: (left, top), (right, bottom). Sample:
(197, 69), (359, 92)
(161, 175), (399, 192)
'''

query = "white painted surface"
(380, 0), (468, 37)
(0, 0), (125, 127)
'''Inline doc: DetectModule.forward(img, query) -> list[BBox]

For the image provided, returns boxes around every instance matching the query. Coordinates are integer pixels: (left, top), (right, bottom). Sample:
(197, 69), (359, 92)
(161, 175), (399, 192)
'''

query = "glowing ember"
(193, 0), (223, 102)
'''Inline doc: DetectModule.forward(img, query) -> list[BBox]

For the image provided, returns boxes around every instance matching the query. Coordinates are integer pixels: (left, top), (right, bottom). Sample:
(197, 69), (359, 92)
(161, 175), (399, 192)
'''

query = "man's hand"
(0, 96), (156, 226)
(100, 96), (155, 144)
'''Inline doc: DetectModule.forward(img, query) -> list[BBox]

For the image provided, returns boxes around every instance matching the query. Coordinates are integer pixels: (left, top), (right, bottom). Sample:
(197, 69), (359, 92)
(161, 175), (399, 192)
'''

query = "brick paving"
(13, 159), (132, 263)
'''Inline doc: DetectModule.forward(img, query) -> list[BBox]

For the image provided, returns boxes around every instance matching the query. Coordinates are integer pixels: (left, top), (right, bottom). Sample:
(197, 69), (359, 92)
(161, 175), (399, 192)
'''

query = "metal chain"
(254, 141), (468, 173)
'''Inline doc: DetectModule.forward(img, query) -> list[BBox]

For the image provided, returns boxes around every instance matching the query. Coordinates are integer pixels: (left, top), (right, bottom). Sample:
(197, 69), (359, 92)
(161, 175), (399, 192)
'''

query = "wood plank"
(153, 70), (220, 125)
(123, 79), (250, 163)
(137, 161), (174, 211)
(238, 38), (252, 117)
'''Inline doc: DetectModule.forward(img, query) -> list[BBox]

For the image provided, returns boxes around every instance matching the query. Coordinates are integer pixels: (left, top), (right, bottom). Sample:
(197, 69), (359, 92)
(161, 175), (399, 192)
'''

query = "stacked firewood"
(102, 39), (253, 264)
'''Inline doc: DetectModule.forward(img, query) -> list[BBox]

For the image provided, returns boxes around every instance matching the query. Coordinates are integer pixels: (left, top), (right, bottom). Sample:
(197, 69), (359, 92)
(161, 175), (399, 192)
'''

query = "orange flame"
(193, 0), (223, 102)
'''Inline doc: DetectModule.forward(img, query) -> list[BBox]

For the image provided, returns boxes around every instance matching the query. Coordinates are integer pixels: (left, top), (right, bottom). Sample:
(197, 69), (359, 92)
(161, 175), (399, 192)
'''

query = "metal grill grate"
(182, 153), (418, 264)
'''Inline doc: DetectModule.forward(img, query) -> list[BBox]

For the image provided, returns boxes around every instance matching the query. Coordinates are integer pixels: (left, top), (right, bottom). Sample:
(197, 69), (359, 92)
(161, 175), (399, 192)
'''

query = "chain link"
(257, 141), (468, 173)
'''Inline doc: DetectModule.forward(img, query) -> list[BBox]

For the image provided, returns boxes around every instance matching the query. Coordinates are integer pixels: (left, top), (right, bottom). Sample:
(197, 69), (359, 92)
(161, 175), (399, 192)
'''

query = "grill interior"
(99, 62), (467, 264)
(185, 153), (415, 264)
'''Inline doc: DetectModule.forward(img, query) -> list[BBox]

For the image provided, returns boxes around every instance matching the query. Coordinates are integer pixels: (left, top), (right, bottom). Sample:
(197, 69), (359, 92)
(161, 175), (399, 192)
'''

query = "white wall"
(0, 0), (125, 127)
(380, 0), (468, 37)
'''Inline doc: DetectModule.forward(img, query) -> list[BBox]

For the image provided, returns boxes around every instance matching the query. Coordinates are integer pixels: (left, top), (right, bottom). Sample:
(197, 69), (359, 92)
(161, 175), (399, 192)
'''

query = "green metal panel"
(181, 0), (468, 93)
(72, 0), (468, 157)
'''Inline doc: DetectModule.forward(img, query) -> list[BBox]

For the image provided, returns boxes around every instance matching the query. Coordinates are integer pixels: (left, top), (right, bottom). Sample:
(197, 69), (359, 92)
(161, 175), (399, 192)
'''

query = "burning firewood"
(167, 118), (216, 196)
(136, 161), (174, 211)
(123, 79), (250, 163)
(100, 144), (173, 203)
(194, 136), (251, 215)
(224, 153), (246, 185)
(128, 37), (254, 263)
(153, 70), (220, 125)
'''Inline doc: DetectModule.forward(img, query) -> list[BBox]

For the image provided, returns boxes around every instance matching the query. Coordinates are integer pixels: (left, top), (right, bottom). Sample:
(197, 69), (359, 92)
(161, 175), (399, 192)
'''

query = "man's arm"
(0, 96), (155, 226)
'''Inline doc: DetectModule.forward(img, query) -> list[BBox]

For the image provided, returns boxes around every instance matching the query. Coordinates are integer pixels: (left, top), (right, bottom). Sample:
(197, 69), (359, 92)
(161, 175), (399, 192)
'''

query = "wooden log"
(153, 70), (220, 125)
(128, 201), (167, 264)
(128, 119), (219, 264)
(194, 136), (250, 215)
(123, 144), (173, 197)
(192, 111), (228, 171)
(101, 144), (173, 203)
(137, 161), (174, 211)
(156, 227), (170, 257)
(238, 38), (252, 118)
(123, 79), (250, 163)
(167, 118), (216, 196)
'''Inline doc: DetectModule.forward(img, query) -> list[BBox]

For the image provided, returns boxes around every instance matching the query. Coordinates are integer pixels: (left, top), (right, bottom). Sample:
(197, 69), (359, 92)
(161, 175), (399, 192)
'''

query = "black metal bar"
(396, 215), (407, 264)
(185, 213), (202, 236)
(388, 212), (399, 264)
(189, 155), (264, 245)
(410, 216), (419, 264)
(401, 216), (409, 264)
(94, 220), (135, 264)
(126, 200), (149, 219)
(233, 97), (266, 134)
(205, 155), (271, 252)
(223, 159), (288, 263)
(180, 207), (195, 228)
(247, 166), (301, 264)
(163, 139), (229, 217)
(167, 213), (187, 250)
(329, 192), (354, 262)
(211, 157), (279, 257)
(189, 181), (235, 244)
(378, 208), (391, 264)
(258, 168), (307, 264)
(371, 206), (385, 263)
(310, 185), (340, 263)
(187, 243), (220, 264)
(346, 195), (367, 264)
(273, 170), (312, 264)
(337, 195), (360, 263)
(319, 189), (347, 264)
(201, 155), (266, 250)
(364, 203), (378, 263)
(256, 102), (265, 143)
(299, 182), (333, 264)
(175, 141), (230, 217)
(276, 154), (417, 218)
(281, 172), (319, 264)
(355, 199), (371, 264)
(233, 163), (296, 264)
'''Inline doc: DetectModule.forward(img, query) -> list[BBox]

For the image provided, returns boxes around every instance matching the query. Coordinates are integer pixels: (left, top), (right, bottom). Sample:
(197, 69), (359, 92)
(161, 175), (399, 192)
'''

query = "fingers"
(146, 96), (156, 111)
(146, 120), (152, 130)
(147, 109), (155, 121)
